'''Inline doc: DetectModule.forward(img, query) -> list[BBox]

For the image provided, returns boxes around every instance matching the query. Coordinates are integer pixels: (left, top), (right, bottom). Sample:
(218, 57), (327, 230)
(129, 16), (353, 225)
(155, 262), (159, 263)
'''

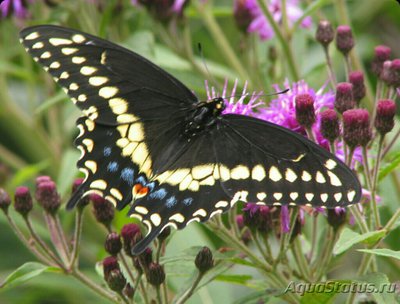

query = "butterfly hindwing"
(213, 114), (362, 208)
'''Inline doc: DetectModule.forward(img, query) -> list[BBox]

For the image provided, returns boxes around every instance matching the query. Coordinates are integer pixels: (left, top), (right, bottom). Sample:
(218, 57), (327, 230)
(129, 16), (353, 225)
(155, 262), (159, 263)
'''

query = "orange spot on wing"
(133, 184), (149, 199)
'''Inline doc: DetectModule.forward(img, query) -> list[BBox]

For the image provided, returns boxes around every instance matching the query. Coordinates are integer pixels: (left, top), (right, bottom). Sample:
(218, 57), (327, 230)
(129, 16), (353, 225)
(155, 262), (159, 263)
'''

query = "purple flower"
(280, 205), (290, 233)
(238, 0), (312, 41)
(205, 79), (264, 116)
(0, 0), (32, 19)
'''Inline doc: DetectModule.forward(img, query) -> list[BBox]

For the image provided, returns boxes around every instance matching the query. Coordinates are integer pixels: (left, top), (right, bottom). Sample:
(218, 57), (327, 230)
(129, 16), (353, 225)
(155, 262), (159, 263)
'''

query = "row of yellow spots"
(114, 120), (153, 176)
(131, 204), (225, 231)
(152, 159), (341, 193)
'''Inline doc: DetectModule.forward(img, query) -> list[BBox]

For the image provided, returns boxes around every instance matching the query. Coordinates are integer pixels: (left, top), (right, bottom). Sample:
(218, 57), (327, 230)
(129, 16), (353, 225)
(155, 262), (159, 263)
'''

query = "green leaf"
(299, 280), (352, 304)
(0, 262), (61, 290)
(333, 228), (386, 255)
(357, 248), (400, 260)
(379, 151), (400, 181)
(56, 149), (81, 198)
(232, 290), (271, 304)
(8, 161), (50, 189)
(356, 273), (397, 304)
(34, 91), (66, 114)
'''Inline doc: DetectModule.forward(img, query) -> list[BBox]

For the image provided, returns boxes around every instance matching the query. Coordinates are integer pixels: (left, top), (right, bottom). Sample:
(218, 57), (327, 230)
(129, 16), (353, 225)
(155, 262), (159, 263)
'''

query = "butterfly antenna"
(197, 43), (220, 97)
(225, 88), (290, 100)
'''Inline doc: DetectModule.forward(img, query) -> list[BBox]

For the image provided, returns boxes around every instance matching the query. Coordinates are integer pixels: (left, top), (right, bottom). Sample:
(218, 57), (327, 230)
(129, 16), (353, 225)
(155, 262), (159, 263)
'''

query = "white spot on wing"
(49, 38), (72, 46)
(25, 32), (39, 40)
(150, 214), (161, 227)
(251, 165), (266, 181)
(269, 166), (282, 182)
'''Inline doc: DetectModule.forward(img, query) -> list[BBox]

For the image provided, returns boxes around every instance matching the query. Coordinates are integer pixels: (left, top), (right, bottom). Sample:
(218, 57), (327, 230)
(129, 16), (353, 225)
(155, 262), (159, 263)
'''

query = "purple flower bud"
(327, 207), (347, 230)
(382, 59), (400, 87)
(236, 214), (244, 229)
(14, 186), (33, 217)
(234, 0), (254, 32)
(315, 20), (334, 47)
(72, 178), (90, 208)
(335, 82), (355, 114)
(35, 175), (52, 186)
(371, 45), (391, 76)
(139, 247), (153, 269)
(147, 262), (165, 286)
(375, 99), (396, 135)
(105, 232), (122, 256)
(343, 109), (372, 148)
(103, 256), (120, 278)
(35, 181), (61, 215)
(335, 25), (354, 56)
(349, 71), (366, 105)
(121, 223), (142, 256)
(91, 194), (115, 227)
(0, 188), (11, 213)
(195, 246), (214, 273)
(1, 0), (32, 19)
(106, 269), (127, 292)
(124, 283), (135, 299)
(295, 93), (316, 128)
(320, 109), (340, 143)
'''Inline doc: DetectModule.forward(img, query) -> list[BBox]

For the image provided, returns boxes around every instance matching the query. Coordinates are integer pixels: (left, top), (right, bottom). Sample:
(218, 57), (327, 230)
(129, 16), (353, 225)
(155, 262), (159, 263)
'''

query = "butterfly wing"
(20, 25), (197, 209)
(19, 25), (197, 126)
(128, 114), (361, 253)
(212, 114), (362, 207)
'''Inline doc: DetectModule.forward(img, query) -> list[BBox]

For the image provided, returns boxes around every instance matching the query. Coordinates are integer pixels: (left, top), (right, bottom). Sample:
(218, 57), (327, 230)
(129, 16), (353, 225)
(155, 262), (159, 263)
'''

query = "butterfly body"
(183, 97), (225, 139)
(20, 25), (362, 254)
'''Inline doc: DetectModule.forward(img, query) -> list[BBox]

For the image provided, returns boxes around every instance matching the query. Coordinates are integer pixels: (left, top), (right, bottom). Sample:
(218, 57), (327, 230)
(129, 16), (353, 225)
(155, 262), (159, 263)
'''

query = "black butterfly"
(20, 25), (361, 254)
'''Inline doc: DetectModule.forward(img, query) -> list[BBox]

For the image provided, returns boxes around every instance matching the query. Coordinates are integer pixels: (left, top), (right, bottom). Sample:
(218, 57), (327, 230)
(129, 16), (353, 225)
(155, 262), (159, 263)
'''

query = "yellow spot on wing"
(150, 214), (162, 227)
(72, 34), (86, 43)
(25, 32), (39, 40)
(49, 38), (73, 46)
(169, 213), (185, 223)
(99, 86), (118, 99)
(62, 48), (79, 55)
(90, 179), (107, 190)
(251, 165), (266, 181)
(109, 98), (128, 115)
(128, 123), (145, 142)
(269, 166), (282, 182)
(230, 165), (250, 180)
(80, 66), (97, 76)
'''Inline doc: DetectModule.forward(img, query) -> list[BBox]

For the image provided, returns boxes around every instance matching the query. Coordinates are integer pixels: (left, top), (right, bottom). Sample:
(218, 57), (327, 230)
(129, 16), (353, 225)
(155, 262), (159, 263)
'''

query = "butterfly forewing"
(19, 25), (197, 126)
(20, 25), (362, 255)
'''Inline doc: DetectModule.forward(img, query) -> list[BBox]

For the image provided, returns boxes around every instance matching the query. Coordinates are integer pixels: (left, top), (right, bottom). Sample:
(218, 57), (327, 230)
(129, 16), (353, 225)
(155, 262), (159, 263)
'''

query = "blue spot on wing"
(183, 198), (193, 206)
(121, 168), (134, 185)
(149, 188), (167, 200)
(104, 147), (112, 157)
(165, 196), (177, 208)
(147, 182), (156, 192)
(107, 161), (119, 173)
(136, 176), (147, 185)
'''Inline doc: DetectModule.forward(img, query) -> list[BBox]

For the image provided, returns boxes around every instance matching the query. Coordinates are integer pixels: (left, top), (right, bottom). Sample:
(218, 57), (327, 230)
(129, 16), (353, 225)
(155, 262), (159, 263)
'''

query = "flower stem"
(175, 271), (204, 304)
(323, 46), (337, 90)
(194, 1), (251, 83)
(256, 0), (300, 80)
(68, 208), (84, 269)
(44, 213), (69, 264)
(4, 212), (53, 265)
(24, 216), (65, 269)
(72, 270), (120, 303)
(362, 146), (381, 229)
(291, 238), (311, 281)
(349, 205), (369, 234)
